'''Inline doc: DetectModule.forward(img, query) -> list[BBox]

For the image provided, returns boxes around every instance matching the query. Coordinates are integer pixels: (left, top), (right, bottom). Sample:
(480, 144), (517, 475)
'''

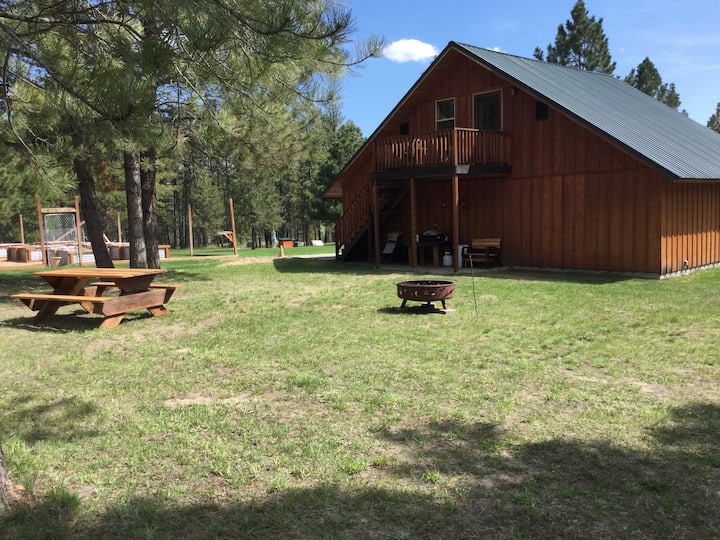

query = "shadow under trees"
(1, 402), (718, 539)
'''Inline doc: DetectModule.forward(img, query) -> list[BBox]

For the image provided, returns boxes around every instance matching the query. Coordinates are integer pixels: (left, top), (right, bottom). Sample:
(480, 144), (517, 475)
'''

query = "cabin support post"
(372, 177), (380, 267)
(410, 177), (417, 268)
(451, 130), (460, 273)
(451, 175), (459, 272)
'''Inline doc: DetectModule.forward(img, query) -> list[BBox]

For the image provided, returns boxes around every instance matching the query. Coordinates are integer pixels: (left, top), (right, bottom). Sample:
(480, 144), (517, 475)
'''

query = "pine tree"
(534, 0), (616, 74)
(313, 116), (365, 229)
(708, 103), (720, 133)
(625, 57), (681, 110)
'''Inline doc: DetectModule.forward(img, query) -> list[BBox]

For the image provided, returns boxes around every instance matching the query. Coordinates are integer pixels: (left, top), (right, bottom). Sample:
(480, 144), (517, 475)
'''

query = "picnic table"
(11, 267), (179, 329)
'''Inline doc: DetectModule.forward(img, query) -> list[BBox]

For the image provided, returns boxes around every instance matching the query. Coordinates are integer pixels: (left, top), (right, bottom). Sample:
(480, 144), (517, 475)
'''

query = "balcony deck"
(373, 128), (510, 179)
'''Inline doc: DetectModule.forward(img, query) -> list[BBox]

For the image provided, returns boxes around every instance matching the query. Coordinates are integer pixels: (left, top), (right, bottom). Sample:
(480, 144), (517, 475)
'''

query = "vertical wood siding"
(661, 181), (720, 274)
(483, 169), (663, 273)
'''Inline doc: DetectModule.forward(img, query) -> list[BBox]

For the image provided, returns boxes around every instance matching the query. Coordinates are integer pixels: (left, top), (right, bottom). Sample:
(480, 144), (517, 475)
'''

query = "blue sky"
(338, 0), (720, 136)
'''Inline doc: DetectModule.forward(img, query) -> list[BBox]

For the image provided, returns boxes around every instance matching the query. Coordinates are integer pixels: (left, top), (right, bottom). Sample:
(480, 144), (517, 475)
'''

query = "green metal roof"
(455, 42), (720, 180)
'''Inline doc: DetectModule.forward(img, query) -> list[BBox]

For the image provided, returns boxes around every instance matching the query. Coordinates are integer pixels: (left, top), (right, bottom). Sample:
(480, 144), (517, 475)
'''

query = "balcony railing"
(374, 128), (509, 172)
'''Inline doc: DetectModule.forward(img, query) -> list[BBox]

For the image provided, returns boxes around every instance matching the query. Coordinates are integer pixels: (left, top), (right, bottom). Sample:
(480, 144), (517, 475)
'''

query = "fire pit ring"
(396, 280), (455, 311)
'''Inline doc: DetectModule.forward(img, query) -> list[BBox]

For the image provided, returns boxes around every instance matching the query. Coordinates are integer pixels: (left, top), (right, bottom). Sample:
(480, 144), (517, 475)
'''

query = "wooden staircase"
(334, 181), (408, 261)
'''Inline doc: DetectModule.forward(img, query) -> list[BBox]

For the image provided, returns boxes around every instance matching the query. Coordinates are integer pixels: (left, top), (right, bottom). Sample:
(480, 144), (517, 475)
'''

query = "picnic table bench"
(86, 281), (182, 304)
(11, 267), (179, 329)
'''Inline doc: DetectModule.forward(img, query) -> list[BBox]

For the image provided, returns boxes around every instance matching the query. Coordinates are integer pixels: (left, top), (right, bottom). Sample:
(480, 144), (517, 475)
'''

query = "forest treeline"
(0, 1), (380, 266)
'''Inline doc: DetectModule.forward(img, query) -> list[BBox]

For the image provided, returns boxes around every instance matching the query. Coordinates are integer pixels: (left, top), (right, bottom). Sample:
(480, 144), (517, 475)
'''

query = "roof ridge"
(452, 41), (618, 80)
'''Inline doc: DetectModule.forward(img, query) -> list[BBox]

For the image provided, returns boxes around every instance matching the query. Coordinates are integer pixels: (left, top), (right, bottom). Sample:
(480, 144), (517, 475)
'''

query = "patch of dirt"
(625, 379), (669, 395)
(559, 368), (606, 384)
(163, 391), (255, 408)
(157, 316), (220, 339)
(561, 369), (670, 395)
(219, 257), (276, 267)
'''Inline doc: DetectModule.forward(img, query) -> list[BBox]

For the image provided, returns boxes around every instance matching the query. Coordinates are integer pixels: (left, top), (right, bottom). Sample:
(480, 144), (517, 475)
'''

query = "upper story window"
(435, 98), (455, 130)
(474, 92), (502, 131)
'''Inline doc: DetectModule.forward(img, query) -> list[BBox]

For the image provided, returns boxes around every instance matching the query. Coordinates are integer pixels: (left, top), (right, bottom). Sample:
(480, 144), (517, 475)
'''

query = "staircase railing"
(334, 180), (370, 257)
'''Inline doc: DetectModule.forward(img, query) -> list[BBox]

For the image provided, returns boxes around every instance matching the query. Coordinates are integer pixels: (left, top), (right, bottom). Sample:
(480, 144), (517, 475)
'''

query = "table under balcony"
(373, 128), (511, 179)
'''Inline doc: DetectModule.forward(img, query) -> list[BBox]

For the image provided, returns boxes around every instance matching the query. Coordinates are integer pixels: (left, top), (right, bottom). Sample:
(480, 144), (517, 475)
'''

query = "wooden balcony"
(374, 128), (510, 178)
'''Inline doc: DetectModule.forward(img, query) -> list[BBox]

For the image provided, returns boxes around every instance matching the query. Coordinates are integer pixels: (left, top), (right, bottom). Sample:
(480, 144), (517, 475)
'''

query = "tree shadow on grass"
(271, 257), (637, 285)
(377, 305), (454, 315)
(271, 256), (464, 278)
(2, 395), (100, 445)
(160, 268), (213, 283)
(2, 403), (719, 539)
(0, 310), (158, 333)
(6, 486), (459, 540)
(0, 272), (45, 296)
(273, 256), (394, 276)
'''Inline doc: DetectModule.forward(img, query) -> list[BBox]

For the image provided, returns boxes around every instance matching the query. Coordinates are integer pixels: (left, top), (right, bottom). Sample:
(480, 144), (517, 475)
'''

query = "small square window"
(436, 98), (455, 130)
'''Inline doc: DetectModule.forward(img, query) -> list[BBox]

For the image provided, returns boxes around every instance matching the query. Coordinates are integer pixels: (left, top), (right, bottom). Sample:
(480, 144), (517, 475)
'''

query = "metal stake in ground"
(470, 254), (478, 319)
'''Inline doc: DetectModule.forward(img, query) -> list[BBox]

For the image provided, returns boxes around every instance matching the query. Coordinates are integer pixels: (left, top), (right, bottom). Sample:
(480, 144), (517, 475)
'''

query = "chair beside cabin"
(462, 238), (502, 268)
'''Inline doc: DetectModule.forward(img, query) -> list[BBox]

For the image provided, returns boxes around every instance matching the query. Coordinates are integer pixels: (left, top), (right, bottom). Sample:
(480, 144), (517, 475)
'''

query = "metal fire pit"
(396, 280), (455, 311)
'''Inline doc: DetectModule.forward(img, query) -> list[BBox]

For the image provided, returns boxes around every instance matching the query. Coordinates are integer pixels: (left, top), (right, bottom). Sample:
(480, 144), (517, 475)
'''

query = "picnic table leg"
(84, 284), (113, 297)
(35, 298), (101, 322)
(99, 314), (125, 329)
(79, 287), (100, 313)
(33, 277), (90, 321)
(34, 301), (63, 323)
(146, 305), (169, 317)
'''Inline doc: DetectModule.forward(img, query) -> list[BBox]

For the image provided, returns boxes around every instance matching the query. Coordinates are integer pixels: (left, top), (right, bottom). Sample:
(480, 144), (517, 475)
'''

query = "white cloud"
(382, 39), (438, 63)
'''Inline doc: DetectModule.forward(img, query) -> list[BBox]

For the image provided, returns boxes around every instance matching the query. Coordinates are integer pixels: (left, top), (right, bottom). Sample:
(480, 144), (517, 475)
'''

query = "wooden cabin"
(324, 42), (720, 276)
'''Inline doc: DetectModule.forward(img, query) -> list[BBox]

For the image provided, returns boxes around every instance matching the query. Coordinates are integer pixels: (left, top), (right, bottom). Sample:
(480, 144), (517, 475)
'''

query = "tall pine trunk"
(303, 221), (311, 247)
(70, 128), (113, 268)
(124, 151), (147, 268)
(140, 147), (160, 269)
(0, 441), (18, 512)
(74, 156), (114, 268)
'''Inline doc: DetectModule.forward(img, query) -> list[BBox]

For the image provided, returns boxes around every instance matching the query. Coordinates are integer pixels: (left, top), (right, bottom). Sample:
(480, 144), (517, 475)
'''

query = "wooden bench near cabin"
(462, 238), (502, 268)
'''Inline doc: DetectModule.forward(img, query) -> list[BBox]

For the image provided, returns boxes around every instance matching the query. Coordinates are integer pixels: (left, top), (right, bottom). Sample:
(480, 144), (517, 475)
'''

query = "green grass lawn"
(0, 250), (718, 539)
